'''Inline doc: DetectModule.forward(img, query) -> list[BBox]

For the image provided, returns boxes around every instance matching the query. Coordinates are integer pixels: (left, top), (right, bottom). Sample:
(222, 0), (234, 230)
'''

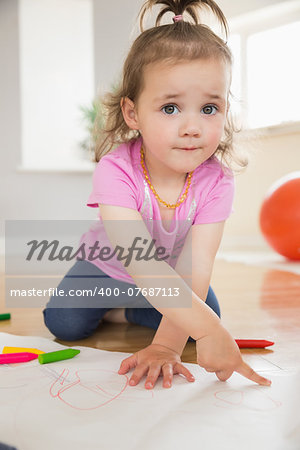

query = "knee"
(43, 307), (92, 341)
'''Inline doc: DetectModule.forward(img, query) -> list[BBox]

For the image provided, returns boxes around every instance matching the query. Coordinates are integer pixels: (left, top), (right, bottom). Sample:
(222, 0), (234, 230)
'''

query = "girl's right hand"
(196, 325), (272, 385)
(118, 343), (195, 389)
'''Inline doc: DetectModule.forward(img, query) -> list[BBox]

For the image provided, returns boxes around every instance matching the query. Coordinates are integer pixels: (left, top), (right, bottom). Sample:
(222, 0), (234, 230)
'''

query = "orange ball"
(259, 172), (300, 260)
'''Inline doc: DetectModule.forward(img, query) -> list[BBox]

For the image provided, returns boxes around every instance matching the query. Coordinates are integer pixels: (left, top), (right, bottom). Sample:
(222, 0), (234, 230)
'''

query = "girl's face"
(123, 58), (231, 180)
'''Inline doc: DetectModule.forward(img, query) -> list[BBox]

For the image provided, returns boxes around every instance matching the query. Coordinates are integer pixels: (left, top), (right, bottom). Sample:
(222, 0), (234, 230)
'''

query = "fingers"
(209, 361), (272, 385)
(215, 369), (233, 382)
(128, 363), (149, 387)
(145, 363), (195, 389)
(118, 355), (136, 374)
(119, 356), (162, 389)
(161, 363), (173, 388)
(173, 363), (195, 383)
(120, 360), (195, 389)
(236, 360), (272, 386)
(145, 364), (162, 389)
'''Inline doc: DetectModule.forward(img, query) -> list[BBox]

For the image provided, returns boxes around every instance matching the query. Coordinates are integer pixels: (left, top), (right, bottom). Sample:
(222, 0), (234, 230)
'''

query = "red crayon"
(235, 339), (274, 349)
(0, 352), (39, 364)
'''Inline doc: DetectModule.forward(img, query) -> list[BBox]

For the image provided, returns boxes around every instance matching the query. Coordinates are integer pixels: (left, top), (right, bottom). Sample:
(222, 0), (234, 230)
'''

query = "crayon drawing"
(213, 386), (282, 411)
(0, 333), (298, 450)
(49, 368), (154, 410)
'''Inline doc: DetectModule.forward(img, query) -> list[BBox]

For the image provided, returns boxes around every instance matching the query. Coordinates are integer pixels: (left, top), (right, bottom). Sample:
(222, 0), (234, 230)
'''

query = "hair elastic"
(173, 14), (183, 23)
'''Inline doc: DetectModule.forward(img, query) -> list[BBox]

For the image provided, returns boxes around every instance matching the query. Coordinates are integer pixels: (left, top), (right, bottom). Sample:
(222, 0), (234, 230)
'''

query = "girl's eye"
(202, 105), (218, 115)
(161, 104), (179, 115)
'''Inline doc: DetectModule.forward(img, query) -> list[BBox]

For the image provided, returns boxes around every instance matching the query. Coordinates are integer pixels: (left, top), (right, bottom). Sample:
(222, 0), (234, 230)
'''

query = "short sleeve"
(87, 156), (138, 210)
(193, 167), (235, 224)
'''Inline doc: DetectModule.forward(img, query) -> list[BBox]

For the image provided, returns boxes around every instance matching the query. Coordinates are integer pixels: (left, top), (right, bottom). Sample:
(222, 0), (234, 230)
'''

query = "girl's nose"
(179, 116), (201, 137)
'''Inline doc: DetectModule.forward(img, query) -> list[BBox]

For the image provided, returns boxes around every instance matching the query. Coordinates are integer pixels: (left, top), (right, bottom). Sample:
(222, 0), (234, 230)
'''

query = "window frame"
(228, 1), (300, 137)
(17, 0), (95, 174)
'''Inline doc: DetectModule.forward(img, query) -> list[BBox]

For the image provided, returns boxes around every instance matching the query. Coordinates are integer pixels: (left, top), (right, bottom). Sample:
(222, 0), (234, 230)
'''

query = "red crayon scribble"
(49, 368), (153, 410)
(214, 389), (244, 406)
(214, 387), (282, 411)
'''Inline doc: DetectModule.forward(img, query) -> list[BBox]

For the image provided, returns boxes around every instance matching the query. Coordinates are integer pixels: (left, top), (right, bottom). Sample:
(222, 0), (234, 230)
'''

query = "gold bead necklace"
(140, 145), (194, 209)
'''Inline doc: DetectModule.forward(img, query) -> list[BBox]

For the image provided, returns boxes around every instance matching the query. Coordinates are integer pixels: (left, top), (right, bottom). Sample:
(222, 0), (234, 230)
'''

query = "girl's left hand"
(118, 343), (195, 389)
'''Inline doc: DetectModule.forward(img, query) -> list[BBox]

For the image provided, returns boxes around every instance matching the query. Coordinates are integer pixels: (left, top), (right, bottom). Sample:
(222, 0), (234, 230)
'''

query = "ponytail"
(139, 0), (228, 38)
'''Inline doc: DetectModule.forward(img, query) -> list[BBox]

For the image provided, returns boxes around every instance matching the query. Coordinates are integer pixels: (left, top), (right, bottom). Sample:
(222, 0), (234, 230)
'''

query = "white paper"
(0, 333), (299, 450)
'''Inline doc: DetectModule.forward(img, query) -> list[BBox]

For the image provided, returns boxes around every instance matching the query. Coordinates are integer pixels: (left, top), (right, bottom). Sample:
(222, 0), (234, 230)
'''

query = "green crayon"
(38, 348), (80, 364)
(0, 313), (11, 321)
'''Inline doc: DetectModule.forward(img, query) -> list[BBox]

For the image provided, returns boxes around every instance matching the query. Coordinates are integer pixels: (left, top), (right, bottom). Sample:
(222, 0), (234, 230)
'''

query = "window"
(247, 21), (300, 128)
(228, 1), (300, 130)
(19, 0), (94, 171)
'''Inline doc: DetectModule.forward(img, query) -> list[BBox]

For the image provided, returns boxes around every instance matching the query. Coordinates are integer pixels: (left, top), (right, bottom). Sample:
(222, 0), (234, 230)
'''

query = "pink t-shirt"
(79, 137), (235, 284)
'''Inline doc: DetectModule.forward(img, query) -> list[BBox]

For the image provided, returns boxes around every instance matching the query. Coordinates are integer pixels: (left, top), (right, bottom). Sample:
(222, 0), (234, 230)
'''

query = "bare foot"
(103, 308), (128, 323)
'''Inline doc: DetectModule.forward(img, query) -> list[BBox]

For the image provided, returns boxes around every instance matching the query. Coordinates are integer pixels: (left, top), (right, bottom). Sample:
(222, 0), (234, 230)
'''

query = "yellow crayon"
(2, 346), (45, 355)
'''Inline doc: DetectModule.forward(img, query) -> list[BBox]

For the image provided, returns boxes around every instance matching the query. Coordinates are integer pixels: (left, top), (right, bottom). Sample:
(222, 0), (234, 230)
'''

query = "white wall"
(219, 0), (291, 18)
(224, 129), (300, 248)
(0, 1), (96, 226)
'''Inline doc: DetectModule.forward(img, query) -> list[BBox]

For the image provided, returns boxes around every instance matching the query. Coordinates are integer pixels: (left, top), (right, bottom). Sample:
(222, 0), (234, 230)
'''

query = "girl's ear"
(120, 97), (139, 130)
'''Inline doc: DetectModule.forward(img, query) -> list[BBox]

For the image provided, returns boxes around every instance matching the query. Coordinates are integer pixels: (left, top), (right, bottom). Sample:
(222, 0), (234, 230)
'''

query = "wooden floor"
(1, 257), (300, 374)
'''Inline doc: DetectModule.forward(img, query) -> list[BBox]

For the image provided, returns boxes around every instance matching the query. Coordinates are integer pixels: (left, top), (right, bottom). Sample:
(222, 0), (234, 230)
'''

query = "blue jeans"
(0, 443), (18, 450)
(43, 260), (220, 342)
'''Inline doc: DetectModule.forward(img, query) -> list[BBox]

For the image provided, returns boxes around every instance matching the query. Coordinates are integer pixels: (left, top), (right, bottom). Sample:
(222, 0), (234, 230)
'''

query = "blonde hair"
(93, 0), (247, 172)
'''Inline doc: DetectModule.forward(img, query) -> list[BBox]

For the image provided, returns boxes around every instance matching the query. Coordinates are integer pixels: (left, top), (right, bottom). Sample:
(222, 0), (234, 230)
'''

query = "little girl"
(43, 0), (271, 389)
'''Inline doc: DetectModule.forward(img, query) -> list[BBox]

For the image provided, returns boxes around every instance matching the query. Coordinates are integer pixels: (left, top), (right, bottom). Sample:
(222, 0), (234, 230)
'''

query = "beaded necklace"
(140, 145), (194, 209)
